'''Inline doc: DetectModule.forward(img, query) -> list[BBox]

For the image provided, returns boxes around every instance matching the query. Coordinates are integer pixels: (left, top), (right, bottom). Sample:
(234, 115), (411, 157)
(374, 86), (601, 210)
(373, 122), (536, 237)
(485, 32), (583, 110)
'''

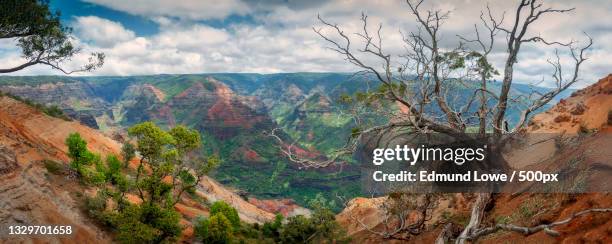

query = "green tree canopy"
(0, 0), (104, 73)
(196, 214), (233, 244)
(69, 122), (220, 243)
(210, 201), (240, 230)
(120, 142), (136, 168)
(65, 132), (91, 170)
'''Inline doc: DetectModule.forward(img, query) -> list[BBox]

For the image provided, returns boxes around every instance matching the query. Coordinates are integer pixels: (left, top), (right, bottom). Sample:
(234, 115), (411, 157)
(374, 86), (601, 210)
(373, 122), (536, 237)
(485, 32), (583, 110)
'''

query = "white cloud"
(1, 0), (610, 88)
(73, 16), (135, 47)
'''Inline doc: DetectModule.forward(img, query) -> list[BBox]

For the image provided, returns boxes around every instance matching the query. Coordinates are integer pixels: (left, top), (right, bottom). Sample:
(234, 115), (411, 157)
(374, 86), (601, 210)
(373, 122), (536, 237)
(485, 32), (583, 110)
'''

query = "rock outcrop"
(336, 75), (612, 243)
(0, 95), (280, 243)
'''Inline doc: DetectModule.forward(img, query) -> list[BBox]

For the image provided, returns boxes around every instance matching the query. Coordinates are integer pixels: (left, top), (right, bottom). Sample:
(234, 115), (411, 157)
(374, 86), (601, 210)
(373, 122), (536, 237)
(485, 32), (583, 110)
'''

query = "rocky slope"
(0, 96), (117, 243)
(0, 74), (363, 211)
(0, 95), (305, 243)
(336, 74), (612, 243)
(0, 73), (581, 212)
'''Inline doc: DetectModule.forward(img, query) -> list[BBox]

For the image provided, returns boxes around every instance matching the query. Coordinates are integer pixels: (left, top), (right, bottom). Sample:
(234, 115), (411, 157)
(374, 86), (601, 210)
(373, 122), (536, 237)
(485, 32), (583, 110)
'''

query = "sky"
(0, 0), (610, 87)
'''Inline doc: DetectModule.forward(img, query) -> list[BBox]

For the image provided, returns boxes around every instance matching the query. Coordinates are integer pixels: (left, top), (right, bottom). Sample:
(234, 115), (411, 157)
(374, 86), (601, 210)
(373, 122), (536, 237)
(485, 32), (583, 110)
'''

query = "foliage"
(195, 214), (233, 244)
(262, 214), (284, 241)
(100, 155), (125, 185)
(195, 201), (242, 243)
(279, 203), (349, 244)
(65, 132), (91, 172)
(279, 215), (315, 243)
(0, 0), (104, 74)
(210, 201), (240, 230)
(245, 200), (350, 244)
(70, 122), (219, 243)
(120, 142), (136, 168)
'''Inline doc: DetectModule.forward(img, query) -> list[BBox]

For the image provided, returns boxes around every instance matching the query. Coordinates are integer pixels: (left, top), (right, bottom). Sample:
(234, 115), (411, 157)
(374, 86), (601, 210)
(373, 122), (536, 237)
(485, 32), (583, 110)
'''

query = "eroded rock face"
(0, 146), (18, 175)
(0, 82), (94, 105)
(63, 109), (100, 129)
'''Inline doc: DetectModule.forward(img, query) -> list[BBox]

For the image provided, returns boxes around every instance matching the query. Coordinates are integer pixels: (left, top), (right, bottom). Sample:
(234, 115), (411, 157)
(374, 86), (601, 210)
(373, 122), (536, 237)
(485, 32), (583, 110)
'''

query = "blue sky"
(50, 0), (160, 36)
(1, 0), (610, 87)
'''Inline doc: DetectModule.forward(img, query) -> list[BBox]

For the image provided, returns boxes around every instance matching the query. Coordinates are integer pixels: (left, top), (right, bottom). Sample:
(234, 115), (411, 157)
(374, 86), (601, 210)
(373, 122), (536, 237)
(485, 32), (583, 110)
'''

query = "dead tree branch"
(461, 208), (612, 242)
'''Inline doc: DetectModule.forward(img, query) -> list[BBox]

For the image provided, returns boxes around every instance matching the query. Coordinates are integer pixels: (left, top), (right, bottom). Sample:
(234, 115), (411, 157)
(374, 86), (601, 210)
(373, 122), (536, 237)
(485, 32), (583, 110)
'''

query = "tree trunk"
(456, 193), (491, 244)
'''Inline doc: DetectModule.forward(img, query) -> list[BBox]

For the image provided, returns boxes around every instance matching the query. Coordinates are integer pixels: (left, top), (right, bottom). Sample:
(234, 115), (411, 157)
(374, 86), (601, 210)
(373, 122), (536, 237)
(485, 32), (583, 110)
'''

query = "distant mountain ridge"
(0, 73), (576, 210)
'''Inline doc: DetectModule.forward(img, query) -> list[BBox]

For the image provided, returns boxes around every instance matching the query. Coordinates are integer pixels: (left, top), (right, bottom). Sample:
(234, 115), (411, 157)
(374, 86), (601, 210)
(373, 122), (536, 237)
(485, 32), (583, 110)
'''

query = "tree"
(262, 214), (284, 241)
(195, 201), (244, 243)
(121, 142), (136, 168)
(0, 0), (104, 74)
(65, 132), (91, 171)
(195, 214), (233, 244)
(72, 122), (219, 243)
(127, 122), (218, 207)
(269, 0), (600, 242)
(302, 0), (592, 166)
(210, 201), (240, 230)
(278, 205), (349, 243)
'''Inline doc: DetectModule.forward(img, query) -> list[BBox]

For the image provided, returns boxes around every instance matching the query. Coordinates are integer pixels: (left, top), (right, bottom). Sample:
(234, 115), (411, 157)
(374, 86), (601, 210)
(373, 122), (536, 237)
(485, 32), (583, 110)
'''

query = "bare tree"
(268, 0), (602, 242)
(273, 0), (591, 169)
(338, 193), (440, 240)
(457, 208), (612, 243)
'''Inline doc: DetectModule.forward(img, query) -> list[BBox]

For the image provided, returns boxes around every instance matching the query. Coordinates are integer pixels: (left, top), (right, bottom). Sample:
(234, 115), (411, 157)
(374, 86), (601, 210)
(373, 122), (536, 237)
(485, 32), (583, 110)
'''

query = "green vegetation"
(209, 201), (240, 229)
(196, 213), (233, 243)
(69, 122), (219, 243)
(0, 73), (571, 213)
(0, 0), (103, 74)
(120, 142), (135, 168)
(195, 199), (349, 244)
(66, 132), (96, 176)
(279, 206), (349, 243)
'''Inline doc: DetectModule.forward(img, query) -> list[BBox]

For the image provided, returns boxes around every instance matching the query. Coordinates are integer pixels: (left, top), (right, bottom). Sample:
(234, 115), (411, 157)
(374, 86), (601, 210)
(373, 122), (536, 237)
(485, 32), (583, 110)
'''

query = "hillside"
(336, 74), (612, 243)
(0, 95), (300, 243)
(0, 96), (116, 243)
(0, 73), (576, 211)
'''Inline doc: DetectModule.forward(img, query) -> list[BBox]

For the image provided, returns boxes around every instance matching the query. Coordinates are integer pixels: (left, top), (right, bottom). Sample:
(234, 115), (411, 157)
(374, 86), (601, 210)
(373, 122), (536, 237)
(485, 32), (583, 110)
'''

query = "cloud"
(1, 0), (610, 88)
(73, 16), (135, 48)
(83, 0), (251, 20)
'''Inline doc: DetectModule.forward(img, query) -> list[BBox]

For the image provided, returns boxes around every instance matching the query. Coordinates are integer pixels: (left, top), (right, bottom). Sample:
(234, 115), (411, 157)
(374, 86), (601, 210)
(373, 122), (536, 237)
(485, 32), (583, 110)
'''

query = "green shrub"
(113, 204), (160, 244)
(210, 201), (240, 229)
(278, 205), (349, 244)
(69, 123), (219, 243)
(195, 214), (233, 244)
(66, 133), (91, 171)
(279, 215), (315, 243)
(42, 105), (70, 120)
(262, 214), (283, 241)
(109, 203), (182, 244)
(121, 142), (136, 168)
(104, 155), (122, 183)
(80, 166), (106, 185)
(195, 201), (242, 243)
